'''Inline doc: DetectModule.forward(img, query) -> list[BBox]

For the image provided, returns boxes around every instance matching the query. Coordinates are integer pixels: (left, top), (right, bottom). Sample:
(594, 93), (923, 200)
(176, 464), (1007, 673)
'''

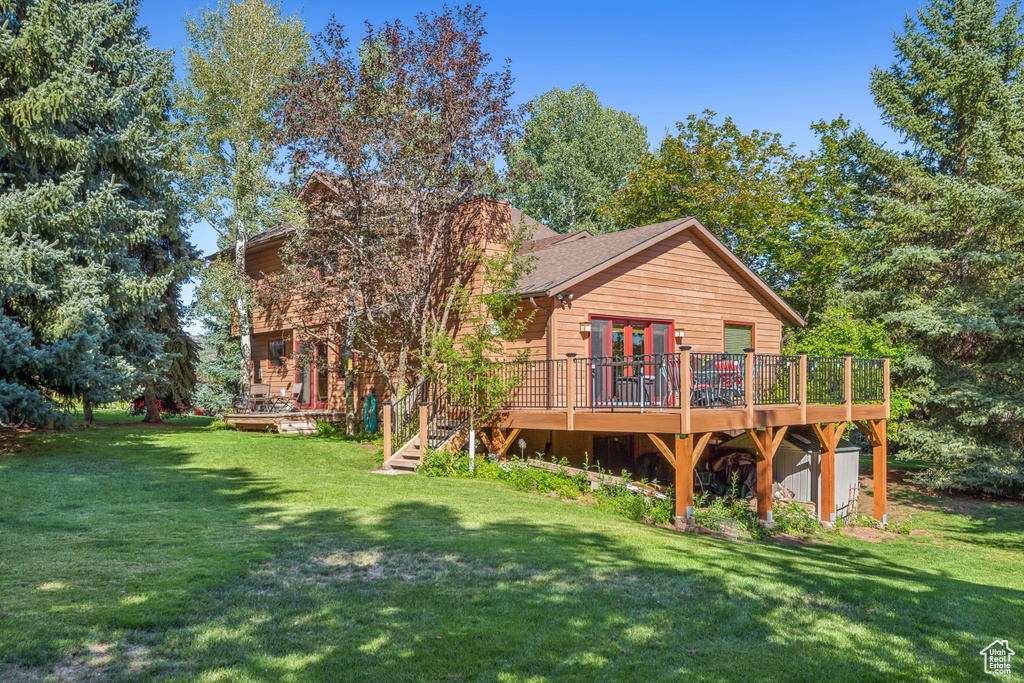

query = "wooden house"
(225, 176), (890, 528)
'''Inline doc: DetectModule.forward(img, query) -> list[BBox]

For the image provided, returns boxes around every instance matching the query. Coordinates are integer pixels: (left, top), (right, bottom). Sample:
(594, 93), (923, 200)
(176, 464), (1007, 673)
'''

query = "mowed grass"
(1, 413), (1022, 682)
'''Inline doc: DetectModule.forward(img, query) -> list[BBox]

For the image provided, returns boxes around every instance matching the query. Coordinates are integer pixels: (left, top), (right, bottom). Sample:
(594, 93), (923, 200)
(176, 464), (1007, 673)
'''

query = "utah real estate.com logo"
(980, 640), (1015, 676)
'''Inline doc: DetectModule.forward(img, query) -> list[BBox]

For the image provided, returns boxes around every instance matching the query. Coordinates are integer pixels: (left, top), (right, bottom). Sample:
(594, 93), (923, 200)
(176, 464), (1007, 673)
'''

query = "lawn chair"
(714, 359), (743, 407)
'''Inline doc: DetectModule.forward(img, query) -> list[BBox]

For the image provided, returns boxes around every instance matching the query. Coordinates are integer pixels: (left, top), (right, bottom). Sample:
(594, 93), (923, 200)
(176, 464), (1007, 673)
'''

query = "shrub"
(206, 418), (236, 431)
(772, 501), (819, 535)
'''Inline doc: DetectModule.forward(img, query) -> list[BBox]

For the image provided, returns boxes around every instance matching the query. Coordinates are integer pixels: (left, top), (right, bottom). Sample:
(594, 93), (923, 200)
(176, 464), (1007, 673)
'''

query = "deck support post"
(844, 353), (853, 422)
(418, 402), (429, 456)
(797, 351), (808, 424)
(743, 348), (755, 429)
(747, 427), (784, 525)
(855, 419), (889, 525)
(872, 419), (887, 524)
(679, 346), (691, 433)
(674, 434), (695, 522)
(565, 353), (576, 431)
(382, 402), (393, 468)
(812, 422), (846, 524)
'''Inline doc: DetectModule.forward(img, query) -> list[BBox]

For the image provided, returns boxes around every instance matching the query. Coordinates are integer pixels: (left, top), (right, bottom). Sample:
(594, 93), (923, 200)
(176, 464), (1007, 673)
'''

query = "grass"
(1, 411), (1022, 682)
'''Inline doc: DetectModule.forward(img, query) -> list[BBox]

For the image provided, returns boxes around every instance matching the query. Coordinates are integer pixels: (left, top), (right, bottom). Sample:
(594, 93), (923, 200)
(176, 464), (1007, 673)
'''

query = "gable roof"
(518, 217), (805, 328)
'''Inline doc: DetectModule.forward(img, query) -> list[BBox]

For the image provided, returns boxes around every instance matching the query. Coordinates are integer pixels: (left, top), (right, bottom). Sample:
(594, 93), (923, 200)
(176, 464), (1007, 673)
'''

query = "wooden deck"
(224, 410), (342, 434)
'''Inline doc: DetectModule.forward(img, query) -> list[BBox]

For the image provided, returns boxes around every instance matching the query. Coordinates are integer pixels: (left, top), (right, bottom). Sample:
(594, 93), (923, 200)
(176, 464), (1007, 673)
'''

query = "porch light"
(675, 328), (685, 343)
(579, 321), (592, 334)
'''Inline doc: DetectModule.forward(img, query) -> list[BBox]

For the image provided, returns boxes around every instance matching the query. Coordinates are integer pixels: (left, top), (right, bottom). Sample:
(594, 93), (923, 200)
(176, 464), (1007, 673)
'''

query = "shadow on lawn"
(171, 502), (1022, 681)
(2, 422), (1021, 681)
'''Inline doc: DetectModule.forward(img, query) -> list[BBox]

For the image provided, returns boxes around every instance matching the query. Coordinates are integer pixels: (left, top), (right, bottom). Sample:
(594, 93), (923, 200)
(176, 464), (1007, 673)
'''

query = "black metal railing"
(753, 354), (799, 405)
(852, 357), (885, 403)
(495, 358), (567, 409)
(576, 353), (681, 410)
(807, 356), (845, 404)
(390, 375), (436, 451)
(426, 387), (471, 449)
(689, 352), (746, 408)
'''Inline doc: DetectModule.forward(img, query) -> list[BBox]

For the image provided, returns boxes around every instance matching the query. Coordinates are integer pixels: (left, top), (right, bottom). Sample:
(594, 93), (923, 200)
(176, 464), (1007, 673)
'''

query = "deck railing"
(807, 356), (846, 404)
(851, 357), (885, 403)
(495, 358), (567, 409)
(754, 354), (800, 405)
(383, 350), (890, 459)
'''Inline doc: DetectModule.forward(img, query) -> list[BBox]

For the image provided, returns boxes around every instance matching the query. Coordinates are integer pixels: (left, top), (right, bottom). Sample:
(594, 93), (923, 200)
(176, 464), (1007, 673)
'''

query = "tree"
(848, 0), (1024, 494)
(177, 0), (309, 397)
(605, 112), (858, 325)
(505, 84), (648, 234)
(272, 5), (521, 432)
(1, 0), (192, 427)
(426, 224), (536, 461)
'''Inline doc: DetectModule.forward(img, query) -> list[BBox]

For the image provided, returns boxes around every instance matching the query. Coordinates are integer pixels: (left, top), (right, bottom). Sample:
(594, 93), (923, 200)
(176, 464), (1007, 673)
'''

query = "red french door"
(588, 317), (674, 406)
(295, 342), (329, 409)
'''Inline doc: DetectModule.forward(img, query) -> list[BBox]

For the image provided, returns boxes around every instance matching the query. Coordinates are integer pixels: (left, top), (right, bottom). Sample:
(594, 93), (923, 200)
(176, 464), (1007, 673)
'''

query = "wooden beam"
(675, 434), (695, 520)
(648, 433), (676, 467)
(753, 427), (774, 522)
(745, 428), (771, 462)
(771, 425), (789, 454)
(872, 419), (888, 524)
(812, 422), (837, 524)
(496, 428), (522, 458)
(854, 421), (874, 442)
(693, 432), (713, 468)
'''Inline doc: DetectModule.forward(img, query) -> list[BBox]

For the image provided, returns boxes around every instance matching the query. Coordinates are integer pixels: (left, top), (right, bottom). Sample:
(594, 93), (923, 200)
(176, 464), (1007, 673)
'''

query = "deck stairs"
(384, 412), (470, 471)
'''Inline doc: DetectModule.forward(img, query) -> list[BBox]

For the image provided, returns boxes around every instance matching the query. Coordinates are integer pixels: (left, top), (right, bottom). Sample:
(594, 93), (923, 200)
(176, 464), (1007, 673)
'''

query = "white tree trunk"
(235, 222), (251, 396)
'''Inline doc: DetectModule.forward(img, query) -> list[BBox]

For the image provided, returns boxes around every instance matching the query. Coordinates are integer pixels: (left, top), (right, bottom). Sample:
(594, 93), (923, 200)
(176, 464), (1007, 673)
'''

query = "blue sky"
(139, 0), (915, 329)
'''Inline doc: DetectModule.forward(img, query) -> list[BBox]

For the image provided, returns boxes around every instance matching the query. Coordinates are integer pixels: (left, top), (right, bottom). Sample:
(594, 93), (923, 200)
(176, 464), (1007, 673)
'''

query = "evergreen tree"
(505, 84), (648, 234)
(0, 0), (193, 426)
(852, 0), (1024, 494)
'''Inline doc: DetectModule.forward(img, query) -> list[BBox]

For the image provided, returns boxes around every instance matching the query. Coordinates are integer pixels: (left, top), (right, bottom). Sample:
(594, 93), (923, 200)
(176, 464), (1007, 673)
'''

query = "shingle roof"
(510, 207), (558, 241)
(519, 219), (688, 297)
(517, 217), (806, 328)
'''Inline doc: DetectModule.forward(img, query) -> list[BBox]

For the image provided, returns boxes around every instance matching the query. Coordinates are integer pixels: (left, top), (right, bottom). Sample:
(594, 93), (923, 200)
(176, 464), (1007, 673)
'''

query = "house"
(225, 174), (891, 528)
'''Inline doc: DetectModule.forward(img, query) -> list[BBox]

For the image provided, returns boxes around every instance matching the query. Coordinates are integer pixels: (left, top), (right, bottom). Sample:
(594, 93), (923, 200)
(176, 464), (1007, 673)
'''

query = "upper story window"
(268, 340), (287, 367)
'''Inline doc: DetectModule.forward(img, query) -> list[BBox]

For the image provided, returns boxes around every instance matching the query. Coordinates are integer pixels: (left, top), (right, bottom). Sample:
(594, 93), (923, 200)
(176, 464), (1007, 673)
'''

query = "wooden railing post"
(679, 346), (691, 434)
(882, 355), (891, 418)
(418, 401), (430, 455)
(844, 352), (853, 421)
(382, 401), (393, 468)
(744, 348), (755, 428)
(565, 353), (576, 431)
(797, 351), (808, 424)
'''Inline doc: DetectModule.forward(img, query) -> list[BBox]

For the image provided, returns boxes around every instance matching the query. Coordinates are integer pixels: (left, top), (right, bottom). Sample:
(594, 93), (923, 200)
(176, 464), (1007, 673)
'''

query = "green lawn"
(1, 413), (1022, 682)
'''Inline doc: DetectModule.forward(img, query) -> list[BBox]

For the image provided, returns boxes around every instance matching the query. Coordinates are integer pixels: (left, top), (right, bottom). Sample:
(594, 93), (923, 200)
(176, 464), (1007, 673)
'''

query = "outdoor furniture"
(231, 383), (273, 413)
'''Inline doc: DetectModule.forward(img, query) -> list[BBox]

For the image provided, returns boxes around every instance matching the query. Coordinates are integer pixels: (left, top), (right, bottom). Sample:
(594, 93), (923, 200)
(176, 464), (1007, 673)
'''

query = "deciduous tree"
(505, 84), (648, 234)
(272, 5), (521, 432)
(177, 0), (309, 396)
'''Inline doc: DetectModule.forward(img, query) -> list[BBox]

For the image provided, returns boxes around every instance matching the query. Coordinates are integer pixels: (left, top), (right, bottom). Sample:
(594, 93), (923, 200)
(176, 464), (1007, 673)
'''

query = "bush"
(772, 501), (819, 535)
(206, 418), (236, 431)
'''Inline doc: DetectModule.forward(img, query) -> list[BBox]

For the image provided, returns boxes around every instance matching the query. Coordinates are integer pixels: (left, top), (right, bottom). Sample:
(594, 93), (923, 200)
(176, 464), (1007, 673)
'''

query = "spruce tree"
(853, 0), (1024, 494)
(0, 0), (193, 426)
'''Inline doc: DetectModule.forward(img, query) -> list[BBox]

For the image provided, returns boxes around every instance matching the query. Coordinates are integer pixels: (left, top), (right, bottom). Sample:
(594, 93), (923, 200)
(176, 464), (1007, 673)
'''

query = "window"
(589, 317), (674, 359)
(268, 340), (286, 367)
(724, 323), (754, 354)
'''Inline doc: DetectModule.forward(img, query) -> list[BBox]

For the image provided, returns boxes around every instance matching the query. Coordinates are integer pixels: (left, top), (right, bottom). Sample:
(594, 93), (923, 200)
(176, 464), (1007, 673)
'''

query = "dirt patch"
(841, 526), (906, 543)
(767, 533), (809, 546)
(0, 642), (154, 682)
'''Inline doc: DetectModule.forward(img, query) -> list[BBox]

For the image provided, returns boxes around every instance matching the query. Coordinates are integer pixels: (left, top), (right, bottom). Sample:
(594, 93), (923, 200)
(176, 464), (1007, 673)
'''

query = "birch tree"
(177, 0), (309, 395)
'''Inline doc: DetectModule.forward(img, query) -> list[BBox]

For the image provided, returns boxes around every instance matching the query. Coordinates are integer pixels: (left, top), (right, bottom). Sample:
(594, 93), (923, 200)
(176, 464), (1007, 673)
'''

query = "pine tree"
(0, 0), (193, 426)
(852, 0), (1024, 494)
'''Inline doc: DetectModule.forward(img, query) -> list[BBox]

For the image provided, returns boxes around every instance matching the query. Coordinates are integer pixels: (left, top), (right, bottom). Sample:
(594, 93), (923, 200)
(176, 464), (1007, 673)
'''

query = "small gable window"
(724, 323), (753, 354)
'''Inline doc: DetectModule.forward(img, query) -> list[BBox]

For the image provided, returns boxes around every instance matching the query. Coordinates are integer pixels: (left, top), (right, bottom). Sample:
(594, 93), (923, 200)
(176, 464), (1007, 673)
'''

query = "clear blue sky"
(139, 0), (914, 329)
